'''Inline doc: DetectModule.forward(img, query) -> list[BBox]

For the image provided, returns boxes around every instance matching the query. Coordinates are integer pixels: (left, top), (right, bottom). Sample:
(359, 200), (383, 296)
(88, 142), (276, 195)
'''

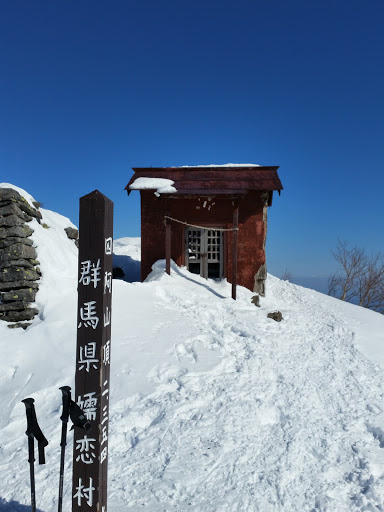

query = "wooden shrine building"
(125, 165), (283, 299)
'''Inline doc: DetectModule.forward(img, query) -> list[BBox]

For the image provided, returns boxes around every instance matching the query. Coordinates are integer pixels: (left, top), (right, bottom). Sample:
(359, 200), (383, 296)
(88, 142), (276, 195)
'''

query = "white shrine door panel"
(186, 228), (223, 279)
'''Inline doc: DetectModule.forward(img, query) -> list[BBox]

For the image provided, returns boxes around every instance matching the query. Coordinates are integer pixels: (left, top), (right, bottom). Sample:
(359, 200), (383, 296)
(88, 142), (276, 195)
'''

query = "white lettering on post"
(104, 272), (112, 294)
(73, 477), (95, 507)
(105, 237), (113, 255)
(101, 404), (108, 425)
(79, 259), (101, 288)
(103, 340), (110, 366)
(104, 306), (111, 327)
(78, 343), (99, 372)
(77, 392), (98, 421)
(100, 446), (108, 464)
(78, 301), (99, 329)
(75, 435), (97, 464)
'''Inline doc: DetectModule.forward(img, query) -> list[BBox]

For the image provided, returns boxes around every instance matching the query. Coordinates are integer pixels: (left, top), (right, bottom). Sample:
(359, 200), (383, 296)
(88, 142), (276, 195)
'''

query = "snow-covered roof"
(129, 177), (177, 196)
(126, 165), (283, 196)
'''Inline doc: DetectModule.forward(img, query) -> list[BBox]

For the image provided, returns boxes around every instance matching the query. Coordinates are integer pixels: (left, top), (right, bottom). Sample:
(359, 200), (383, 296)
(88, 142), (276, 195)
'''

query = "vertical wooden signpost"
(72, 190), (113, 512)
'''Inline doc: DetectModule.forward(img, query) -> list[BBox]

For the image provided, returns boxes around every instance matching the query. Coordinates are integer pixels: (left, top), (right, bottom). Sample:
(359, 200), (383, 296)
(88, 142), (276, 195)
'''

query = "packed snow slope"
(1, 185), (384, 512)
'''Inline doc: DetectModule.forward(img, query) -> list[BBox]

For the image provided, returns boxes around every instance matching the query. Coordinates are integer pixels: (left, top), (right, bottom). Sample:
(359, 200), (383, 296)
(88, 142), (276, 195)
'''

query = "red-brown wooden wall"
(140, 190), (267, 292)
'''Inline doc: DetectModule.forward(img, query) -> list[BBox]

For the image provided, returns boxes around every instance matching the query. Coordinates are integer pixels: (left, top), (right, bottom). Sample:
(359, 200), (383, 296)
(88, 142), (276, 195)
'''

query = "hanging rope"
(164, 215), (239, 231)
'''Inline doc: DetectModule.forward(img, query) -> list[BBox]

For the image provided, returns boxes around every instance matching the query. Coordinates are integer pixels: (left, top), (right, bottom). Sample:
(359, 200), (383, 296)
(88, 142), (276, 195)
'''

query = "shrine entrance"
(185, 228), (223, 279)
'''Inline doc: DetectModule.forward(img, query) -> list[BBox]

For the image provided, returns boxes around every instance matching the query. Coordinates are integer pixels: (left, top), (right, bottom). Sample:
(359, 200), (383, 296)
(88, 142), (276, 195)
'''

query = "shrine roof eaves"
(125, 165), (283, 195)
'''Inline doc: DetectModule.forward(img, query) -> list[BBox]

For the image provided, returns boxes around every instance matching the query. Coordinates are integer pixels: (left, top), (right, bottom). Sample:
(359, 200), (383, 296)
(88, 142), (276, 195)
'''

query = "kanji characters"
(104, 306), (111, 327)
(75, 435), (97, 464)
(100, 446), (108, 464)
(79, 259), (101, 288)
(101, 425), (108, 446)
(77, 392), (98, 421)
(73, 477), (95, 507)
(78, 301), (99, 329)
(105, 237), (113, 255)
(103, 340), (110, 366)
(78, 342), (99, 372)
(101, 404), (108, 425)
(104, 272), (112, 294)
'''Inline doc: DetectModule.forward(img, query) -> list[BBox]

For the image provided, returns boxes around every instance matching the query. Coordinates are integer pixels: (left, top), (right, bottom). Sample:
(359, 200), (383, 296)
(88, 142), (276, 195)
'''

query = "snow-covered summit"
(1, 184), (384, 511)
(0, 182), (38, 208)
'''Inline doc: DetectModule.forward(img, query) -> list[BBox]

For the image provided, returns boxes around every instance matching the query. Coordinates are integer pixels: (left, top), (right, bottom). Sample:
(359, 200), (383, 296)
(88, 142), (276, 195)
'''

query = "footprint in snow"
(174, 343), (197, 363)
(366, 424), (384, 448)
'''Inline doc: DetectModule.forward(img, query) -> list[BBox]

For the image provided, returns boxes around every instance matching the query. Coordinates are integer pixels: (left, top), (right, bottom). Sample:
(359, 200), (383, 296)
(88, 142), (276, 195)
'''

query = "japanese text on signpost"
(72, 191), (113, 512)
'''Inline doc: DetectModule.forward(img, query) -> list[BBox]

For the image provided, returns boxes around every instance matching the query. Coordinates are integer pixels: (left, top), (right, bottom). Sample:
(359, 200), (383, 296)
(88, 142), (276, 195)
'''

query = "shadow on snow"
(113, 254), (140, 283)
(0, 498), (44, 512)
(172, 265), (226, 299)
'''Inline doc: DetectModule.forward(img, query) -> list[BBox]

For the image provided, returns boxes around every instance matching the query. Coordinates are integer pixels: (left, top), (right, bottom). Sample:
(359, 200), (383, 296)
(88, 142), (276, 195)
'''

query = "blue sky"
(1, 1), (383, 290)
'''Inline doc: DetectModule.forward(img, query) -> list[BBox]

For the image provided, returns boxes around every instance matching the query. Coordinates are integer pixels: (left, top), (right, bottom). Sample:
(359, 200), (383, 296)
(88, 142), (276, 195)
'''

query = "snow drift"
(1, 184), (384, 512)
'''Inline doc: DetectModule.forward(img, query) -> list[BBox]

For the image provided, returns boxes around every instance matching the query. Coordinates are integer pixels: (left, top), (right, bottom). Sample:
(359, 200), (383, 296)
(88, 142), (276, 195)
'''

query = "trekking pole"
(22, 399), (36, 512)
(22, 398), (48, 512)
(58, 386), (71, 512)
(56, 386), (91, 511)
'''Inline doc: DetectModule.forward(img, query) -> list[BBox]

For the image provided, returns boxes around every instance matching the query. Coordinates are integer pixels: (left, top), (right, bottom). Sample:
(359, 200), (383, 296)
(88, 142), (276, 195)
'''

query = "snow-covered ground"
(1, 185), (384, 511)
(112, 237), (141, 283)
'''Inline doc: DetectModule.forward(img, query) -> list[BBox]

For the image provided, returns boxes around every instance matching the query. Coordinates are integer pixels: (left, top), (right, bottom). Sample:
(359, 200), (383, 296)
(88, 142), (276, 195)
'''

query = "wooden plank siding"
(126, 166), (282, 293)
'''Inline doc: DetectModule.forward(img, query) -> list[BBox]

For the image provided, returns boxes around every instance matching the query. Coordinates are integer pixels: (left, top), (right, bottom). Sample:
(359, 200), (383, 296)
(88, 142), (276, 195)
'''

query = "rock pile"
(267, 311), (283, 322)
(0, 188), (42, 329)
(64, 226), (79, 247)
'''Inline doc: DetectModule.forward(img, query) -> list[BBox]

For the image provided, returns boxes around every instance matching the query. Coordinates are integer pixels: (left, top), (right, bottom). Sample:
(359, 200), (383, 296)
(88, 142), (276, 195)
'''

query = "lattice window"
(187, 230), (201, 261)
(207, 230), (221, 262)
(186, 228), (223, 279)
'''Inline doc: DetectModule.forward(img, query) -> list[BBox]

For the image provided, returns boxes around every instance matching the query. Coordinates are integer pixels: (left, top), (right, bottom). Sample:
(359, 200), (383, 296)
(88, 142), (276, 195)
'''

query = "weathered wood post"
(165, 214), (171, 275)
(72, 190), (113, 512)
(232, 203), (239, 300)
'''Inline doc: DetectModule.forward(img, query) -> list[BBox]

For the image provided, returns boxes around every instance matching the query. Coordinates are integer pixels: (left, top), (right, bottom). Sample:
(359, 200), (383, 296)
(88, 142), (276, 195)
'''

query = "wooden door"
(186, 228), (223, 279)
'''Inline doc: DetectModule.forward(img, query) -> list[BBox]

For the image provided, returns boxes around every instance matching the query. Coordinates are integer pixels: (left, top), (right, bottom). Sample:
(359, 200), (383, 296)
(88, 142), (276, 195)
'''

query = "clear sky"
(1, 1), (383, 290)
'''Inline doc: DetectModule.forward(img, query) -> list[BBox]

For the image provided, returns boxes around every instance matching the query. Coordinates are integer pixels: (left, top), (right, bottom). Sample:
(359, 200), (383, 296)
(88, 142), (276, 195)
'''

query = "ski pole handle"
(59, 386), (71, 423)
(21, 397), (48, 464)
(22, 398), (35, 438)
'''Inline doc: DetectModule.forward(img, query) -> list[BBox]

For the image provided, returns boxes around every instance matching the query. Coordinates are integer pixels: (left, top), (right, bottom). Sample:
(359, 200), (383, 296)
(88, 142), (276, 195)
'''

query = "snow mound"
(1, 185), (384, 512)
(113, 237), (141, 259)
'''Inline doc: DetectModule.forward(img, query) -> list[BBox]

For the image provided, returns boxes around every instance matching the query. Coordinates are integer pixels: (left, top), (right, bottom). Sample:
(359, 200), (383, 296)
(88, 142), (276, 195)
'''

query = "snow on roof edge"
(175, 163), (261, 168)
(129, 177), (177, 196)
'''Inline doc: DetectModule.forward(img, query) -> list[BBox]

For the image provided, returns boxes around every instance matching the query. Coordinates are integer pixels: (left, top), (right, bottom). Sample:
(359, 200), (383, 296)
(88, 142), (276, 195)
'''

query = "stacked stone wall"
(0, 188), (42, 329)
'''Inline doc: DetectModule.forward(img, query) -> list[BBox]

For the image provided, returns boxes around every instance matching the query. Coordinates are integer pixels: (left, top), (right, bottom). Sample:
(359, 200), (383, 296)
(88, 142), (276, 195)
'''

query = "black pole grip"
(21, 397), (48, 465)
(59, 386), (71, 423)
(22, 398), (35, 438)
